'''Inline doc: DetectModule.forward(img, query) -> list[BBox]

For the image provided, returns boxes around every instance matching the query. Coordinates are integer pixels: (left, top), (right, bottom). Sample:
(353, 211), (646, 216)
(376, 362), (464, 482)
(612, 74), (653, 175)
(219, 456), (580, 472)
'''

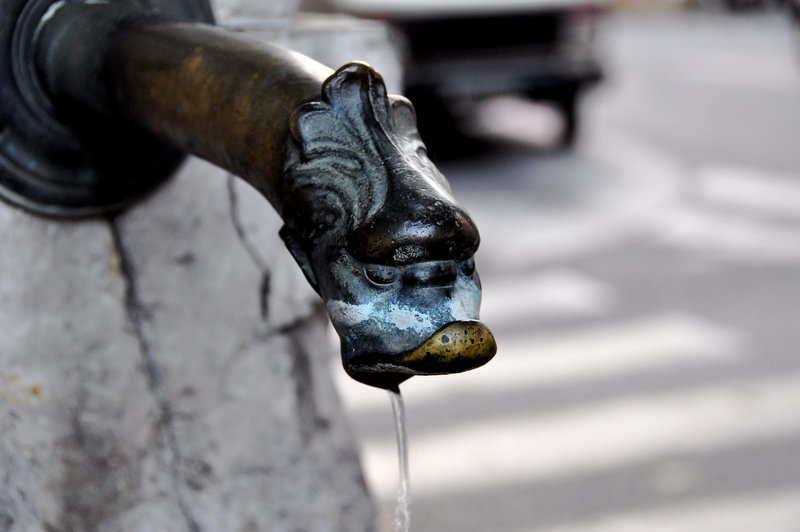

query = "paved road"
(335, 10), (800, 532)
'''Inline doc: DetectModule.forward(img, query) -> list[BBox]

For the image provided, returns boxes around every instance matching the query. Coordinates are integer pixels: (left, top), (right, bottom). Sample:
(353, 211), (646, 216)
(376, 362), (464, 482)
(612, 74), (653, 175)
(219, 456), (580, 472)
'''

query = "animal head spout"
(281, 62), (495, 388)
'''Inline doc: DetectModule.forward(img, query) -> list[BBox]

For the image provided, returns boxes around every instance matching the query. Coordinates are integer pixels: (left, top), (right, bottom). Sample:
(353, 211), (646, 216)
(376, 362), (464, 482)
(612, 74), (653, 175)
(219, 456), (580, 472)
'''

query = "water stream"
(389, 388), (411, 532)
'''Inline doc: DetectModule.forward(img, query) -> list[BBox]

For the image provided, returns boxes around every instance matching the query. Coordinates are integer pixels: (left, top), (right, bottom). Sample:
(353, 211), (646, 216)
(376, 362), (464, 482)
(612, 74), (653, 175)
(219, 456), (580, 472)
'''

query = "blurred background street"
(333, 7), (800, 532)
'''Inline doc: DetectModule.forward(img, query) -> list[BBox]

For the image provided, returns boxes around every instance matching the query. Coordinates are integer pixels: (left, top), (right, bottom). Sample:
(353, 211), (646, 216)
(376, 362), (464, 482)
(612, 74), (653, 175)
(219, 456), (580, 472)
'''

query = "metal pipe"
(34, 2), (331, 211)
(21, 0), (497, 389)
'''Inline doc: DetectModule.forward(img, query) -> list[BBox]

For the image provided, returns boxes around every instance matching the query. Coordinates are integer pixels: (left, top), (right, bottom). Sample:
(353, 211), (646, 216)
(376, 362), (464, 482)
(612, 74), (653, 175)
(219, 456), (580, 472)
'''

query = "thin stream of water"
(389, 388), (411, 532)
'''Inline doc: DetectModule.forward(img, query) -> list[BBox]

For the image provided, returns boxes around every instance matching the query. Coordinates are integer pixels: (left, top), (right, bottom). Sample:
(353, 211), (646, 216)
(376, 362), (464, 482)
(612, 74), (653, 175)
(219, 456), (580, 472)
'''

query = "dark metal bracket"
(0, 0), (213, 216)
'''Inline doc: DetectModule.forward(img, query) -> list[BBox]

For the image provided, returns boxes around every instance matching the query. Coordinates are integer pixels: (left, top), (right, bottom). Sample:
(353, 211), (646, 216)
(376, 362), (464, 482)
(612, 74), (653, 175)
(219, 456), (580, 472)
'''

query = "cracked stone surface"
(0, 158), (375, 531)
(0, 207), (175, 531)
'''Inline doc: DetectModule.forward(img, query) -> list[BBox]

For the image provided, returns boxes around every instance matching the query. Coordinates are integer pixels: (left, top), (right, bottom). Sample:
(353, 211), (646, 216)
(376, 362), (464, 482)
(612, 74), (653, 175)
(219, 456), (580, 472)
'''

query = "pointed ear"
(279, 225), (320, 295)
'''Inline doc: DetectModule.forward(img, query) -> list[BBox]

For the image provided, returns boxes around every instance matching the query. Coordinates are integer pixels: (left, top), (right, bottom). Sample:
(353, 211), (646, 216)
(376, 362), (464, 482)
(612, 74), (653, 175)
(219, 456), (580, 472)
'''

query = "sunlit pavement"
(333, 9), (800, 532)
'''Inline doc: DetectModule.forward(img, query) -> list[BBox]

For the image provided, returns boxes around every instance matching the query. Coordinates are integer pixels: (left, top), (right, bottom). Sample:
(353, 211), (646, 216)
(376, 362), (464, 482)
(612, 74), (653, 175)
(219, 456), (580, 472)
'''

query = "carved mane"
(281, 62), (448, 242)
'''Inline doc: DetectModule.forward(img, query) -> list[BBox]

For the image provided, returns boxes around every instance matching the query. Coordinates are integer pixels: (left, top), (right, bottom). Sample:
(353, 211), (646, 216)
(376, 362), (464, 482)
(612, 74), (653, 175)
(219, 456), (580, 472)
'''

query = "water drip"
(389, 388), (411, 532)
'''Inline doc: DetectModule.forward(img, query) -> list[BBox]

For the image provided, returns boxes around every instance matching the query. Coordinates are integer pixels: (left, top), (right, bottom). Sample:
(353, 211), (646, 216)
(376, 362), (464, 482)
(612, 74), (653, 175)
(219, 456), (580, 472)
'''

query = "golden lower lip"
(395, 320), (497, 374)
(345, 320), (497, 389)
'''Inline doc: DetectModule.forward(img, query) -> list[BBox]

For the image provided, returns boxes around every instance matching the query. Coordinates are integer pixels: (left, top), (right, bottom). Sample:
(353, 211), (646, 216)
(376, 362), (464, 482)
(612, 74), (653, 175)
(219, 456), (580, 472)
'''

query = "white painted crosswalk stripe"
(697, 164), (800, 219)
(517, 489), (800, 532)
(652, 205), (800, 263)
(479, 268), (615, 325)
(358, 372), (800, 498)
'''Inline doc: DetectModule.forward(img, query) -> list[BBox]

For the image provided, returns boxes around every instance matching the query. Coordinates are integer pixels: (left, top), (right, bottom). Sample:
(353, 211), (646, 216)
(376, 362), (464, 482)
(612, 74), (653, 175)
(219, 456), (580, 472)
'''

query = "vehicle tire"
(553, 88), (579, 149)
(406, 90), (477, 159)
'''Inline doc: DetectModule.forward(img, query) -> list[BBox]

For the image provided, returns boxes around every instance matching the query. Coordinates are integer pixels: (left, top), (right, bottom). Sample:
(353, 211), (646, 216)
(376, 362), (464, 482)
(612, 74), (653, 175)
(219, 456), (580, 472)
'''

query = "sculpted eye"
(460, 257), (475, 277)
(364, 264), (399, 286)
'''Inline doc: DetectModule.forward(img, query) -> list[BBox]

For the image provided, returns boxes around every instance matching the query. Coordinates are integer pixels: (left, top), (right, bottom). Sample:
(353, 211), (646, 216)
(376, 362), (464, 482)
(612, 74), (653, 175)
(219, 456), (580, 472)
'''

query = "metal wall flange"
(0, 0), (213, 217)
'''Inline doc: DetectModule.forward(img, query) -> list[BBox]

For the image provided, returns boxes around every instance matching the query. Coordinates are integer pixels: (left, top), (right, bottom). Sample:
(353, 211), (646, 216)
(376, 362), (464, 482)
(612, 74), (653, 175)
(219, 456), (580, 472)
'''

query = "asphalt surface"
(334, 9), (800, 531)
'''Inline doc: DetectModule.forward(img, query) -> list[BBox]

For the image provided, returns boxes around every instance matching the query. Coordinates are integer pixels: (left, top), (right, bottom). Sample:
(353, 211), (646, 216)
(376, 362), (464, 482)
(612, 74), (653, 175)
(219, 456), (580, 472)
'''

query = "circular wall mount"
(0, 0), (214, 217)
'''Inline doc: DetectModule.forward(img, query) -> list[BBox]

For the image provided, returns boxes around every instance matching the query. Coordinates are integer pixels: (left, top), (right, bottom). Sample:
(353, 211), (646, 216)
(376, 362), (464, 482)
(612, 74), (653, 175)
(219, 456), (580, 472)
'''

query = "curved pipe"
(30, 0), (496, 389)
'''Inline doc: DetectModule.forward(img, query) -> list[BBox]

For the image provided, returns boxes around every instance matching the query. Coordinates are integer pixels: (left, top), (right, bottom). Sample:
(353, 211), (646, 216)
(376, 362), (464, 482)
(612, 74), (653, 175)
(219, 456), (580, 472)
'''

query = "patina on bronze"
(1, 0), (496, 388)
(281, 63), (496, 388)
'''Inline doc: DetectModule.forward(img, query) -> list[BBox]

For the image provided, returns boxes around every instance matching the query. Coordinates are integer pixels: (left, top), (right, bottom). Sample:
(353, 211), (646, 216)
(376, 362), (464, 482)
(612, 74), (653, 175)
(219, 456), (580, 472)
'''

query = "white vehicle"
(326, 0), (609, 152)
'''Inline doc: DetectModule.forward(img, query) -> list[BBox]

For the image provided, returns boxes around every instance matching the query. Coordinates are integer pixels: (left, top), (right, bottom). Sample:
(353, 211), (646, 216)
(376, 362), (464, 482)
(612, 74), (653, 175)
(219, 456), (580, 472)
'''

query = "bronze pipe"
(111, 25), (331, 210)
(34, 4), (332, 211)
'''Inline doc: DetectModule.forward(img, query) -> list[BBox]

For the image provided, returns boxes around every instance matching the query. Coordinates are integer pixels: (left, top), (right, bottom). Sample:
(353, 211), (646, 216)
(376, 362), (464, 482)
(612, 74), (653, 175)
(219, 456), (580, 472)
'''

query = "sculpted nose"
(403, 261), (457, 287)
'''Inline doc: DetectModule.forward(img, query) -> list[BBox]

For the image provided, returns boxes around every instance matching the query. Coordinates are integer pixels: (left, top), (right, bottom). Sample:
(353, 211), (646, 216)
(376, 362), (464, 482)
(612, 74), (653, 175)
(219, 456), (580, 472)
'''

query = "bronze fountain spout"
(0, 0), (496, 388)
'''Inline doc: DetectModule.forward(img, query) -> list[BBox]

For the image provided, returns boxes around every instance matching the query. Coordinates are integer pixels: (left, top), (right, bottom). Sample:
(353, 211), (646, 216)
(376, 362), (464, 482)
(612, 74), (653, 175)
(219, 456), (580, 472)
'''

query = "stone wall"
(0, 3), (402, 531)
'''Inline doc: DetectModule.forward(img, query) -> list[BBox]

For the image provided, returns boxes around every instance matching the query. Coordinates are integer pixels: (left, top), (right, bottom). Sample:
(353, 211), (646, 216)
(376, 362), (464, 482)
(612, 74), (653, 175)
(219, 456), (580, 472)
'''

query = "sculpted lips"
(396, 321), (496, 372)
(343, 320), (497, 389)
